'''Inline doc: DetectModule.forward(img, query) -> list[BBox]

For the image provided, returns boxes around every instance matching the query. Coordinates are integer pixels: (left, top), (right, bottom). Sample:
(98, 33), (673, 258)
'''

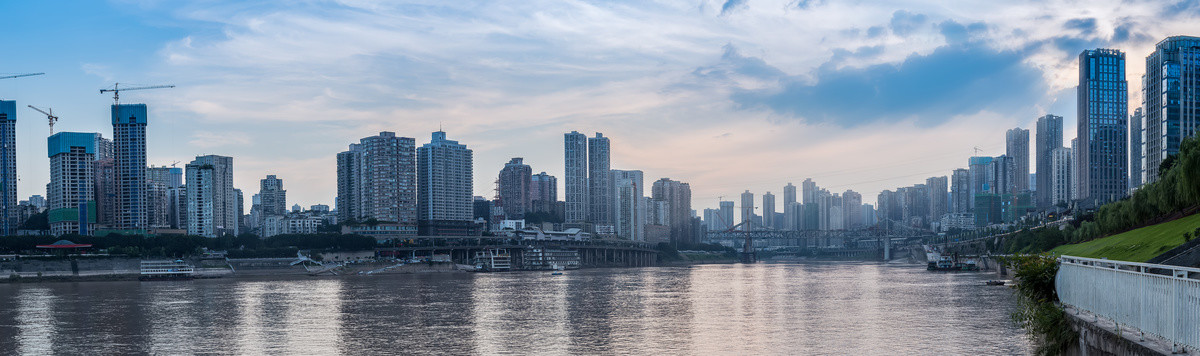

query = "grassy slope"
(1052, 213), (1200, 262)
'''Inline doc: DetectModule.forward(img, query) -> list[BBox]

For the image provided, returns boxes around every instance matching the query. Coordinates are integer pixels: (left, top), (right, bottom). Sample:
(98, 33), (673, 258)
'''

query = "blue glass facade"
(1077, 48), (1129, 206)
(1143, 36), (1200, 183)
(47, 132), (97, 157)
(113, 104), (149, 230)
(0, 100), (15, 235)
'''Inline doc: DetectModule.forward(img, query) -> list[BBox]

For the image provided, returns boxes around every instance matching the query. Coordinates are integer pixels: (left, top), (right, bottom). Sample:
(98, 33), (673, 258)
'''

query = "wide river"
(0, 262), (1031, 355)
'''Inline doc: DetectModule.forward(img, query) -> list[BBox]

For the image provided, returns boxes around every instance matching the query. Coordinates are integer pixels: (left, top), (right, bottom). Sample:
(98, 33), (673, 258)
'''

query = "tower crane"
(0, 73), (44, 80)
(99, 83), (175, 107)
(26, 105), (58, 134)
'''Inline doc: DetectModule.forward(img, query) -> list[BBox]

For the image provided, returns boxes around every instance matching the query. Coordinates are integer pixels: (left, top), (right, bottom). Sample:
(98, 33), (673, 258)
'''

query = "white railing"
(1056, 255), (1200, 352)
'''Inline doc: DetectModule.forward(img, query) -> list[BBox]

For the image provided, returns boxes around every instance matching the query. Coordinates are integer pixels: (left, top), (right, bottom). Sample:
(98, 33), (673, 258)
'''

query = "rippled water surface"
(0, 262), (1031, 355)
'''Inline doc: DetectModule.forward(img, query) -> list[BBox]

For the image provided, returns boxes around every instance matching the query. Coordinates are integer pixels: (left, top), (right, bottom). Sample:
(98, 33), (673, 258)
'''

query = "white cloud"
(84, 0), (1200, 208)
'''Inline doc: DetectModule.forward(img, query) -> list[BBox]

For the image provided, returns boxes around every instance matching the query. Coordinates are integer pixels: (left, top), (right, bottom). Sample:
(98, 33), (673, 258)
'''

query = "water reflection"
(0, 263), (1032, 355)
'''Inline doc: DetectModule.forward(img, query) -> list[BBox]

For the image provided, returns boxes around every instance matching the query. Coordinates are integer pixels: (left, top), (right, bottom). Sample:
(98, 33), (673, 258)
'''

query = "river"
(0, 261), (1031, 355)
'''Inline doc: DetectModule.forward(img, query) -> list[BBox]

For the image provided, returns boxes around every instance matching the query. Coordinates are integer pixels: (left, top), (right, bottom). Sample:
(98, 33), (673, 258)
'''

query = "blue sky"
(2, 0), (1197, 210)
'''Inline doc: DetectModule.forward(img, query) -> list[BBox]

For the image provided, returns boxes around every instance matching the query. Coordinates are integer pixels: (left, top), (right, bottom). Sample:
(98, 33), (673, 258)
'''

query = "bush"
(1004, 254), (1077, 356)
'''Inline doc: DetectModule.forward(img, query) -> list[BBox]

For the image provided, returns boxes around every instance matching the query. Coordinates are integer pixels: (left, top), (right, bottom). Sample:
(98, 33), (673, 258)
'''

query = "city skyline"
(2, 1), (1199, 211)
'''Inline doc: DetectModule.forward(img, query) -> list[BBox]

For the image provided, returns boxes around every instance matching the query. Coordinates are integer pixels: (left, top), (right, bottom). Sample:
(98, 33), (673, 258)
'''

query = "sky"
(1, 0), (1198, 212)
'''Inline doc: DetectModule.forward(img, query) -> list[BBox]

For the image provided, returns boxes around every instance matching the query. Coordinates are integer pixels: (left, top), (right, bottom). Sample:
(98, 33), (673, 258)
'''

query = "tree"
(18, 211), (49, 231)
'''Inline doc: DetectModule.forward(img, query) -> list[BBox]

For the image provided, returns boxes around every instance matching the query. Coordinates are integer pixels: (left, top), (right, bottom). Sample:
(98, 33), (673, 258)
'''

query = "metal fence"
(1056, 255), (1200, 352)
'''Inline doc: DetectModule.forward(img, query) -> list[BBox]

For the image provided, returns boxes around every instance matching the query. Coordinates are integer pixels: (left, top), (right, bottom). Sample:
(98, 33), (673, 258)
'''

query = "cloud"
(1064, 18), (1097, 35)
(189, 131), (251, 148)
(866, 26), (886, 38)
(888, 10), (928, 36)
(938, 20), (986, 45)
(24, 0), (1194, 209)
(720, 0), (747, 16)
(728, 41), (1046, 127)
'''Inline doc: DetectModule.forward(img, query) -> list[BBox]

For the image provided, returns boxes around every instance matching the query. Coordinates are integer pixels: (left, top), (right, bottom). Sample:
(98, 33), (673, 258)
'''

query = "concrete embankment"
(1063, 307), (1186, 356)
(1, 257), (470, 283)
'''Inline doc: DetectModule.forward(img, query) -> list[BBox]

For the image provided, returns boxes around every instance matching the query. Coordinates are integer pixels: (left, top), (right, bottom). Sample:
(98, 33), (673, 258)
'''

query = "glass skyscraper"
(564, 131), (588, 223)
(1076, 48), (1128, 206)
(1035, 114), (1063, 208)
(1142, 36), (1200, 184)
(113, 104), (149, 231)
(0, 101), (16, 235)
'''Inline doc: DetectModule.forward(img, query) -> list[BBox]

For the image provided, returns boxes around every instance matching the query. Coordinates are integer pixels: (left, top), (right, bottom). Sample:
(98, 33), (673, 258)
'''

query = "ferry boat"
(472, 249), (513, 272)
(140, 260), (195, 281)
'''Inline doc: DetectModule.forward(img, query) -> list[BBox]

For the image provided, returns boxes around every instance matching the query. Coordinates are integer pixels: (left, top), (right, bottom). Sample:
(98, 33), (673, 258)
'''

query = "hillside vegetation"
(1052, 212), (1200, 261)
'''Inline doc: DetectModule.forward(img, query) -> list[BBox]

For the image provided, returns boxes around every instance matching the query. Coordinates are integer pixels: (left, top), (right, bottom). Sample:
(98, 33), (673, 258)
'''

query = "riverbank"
(0, 258), (474, 284)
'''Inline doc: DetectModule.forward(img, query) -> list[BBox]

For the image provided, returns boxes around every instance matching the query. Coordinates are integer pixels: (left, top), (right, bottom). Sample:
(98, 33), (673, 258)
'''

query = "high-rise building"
(782, 183), (797, 229)
(1077, 48), (1129, 206)
(258, 174), (287, 219)
(1050, 146), (1074, 206)
(842, 190), (863, 230)
(784, 202), (804, 231)
(989, 155), (1014, 195)
(1130, 108), (1144, 191)
(113, 104), (149, 231)
(950, 168), (971, 213)
(47, 132), (96, 236)
(417, 131), (473, 229)
(611, 169), (643, 240)
(186, 155), (237, 237)
(762, 192), (776, 230)
(1071, 138), (1080, 201)
(926, 176), (948, 221)
(91, 134), (116, 229)
(1006, 128), (1030, 193)
(801, 178), (820, 229)
(614, 175), (644, 241)
(336, 132), (418, 236)
(0, 101), (14, 235)
(587, 133), (611, 225)
(652, 178), (692, 245)
(817, 190), (834, 230)
(877, 190), (899, 225)
(1143, 36), (1200, 184)
(529, 172), (557, 214)
(968, 156), (993, 206)
(717, 201), (734, 230)
(498, 157), (532, 220)
(801, 179), (817, 204)
(564, 131), (588, 223)
(740, 190), (754, 230)
(1035, 114), (1064, 208)
(146, 166), (183, 229)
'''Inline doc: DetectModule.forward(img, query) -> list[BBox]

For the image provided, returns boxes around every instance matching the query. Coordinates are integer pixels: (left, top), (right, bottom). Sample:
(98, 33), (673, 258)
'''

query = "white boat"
(140, 260), (195, 281)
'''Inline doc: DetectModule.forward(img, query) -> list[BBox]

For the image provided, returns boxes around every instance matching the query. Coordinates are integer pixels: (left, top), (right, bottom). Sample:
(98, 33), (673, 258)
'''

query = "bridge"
(1056, 255), (1199, 354)
(935, 218), (1076, 255)
(374, 236), (659, 268)
(705, 225), (935, 261)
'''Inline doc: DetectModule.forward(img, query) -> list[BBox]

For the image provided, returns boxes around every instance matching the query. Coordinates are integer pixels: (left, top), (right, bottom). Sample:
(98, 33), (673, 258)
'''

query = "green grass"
(1052, 213), (1200, 262)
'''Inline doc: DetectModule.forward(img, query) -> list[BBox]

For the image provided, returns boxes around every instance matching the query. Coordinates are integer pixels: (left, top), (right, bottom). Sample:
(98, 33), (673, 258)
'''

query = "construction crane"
(100, 83), (175, 106)
(26, 105), (58, 134)
(0, 73), (44, 80)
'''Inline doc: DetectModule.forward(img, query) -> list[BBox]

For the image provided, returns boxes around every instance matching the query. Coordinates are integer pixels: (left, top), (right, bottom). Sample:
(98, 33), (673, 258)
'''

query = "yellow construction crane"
(100, 83), (175, 106)
(26, 105), (58, 134)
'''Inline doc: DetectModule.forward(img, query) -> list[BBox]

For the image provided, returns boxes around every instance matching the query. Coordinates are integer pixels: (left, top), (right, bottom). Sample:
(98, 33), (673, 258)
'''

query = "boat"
(985, 280), (1007, 286)
(140, 260), (195, 281)
(550, 264), (565, 275)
